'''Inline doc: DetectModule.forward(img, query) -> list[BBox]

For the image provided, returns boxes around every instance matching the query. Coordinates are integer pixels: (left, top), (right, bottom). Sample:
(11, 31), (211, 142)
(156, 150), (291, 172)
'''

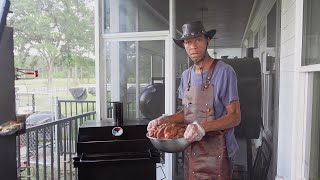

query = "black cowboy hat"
(173, 21), (216, 48)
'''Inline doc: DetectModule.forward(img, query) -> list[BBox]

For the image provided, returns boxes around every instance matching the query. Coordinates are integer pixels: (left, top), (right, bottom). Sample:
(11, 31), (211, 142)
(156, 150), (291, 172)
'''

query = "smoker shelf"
(0, 120), (25, 136)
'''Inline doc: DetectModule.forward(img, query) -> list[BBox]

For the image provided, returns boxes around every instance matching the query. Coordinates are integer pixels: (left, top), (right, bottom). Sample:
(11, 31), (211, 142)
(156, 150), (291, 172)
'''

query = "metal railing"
(15, 97), (141, 179)
(56, 99), (96, 155)
(57, 99), (96, 118)
(17, 110), (96, 180)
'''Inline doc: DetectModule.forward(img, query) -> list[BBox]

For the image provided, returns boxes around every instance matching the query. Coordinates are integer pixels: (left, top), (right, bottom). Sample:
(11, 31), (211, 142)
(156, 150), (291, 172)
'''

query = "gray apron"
(183, 60), (231, 180)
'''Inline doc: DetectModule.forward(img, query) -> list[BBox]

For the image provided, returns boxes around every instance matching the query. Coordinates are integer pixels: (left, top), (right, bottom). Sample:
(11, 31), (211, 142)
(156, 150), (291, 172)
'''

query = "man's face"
(183, 35), (209, 63)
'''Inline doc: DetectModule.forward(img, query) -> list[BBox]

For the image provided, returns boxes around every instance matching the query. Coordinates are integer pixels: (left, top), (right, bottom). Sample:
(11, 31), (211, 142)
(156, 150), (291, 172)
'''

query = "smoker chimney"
(110, 102), (123, 125)
(246, 47), (254, 58)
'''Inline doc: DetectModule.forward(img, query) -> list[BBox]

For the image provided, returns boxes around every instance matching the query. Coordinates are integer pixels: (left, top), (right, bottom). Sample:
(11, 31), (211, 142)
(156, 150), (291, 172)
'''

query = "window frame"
(297, 0), (320, 179)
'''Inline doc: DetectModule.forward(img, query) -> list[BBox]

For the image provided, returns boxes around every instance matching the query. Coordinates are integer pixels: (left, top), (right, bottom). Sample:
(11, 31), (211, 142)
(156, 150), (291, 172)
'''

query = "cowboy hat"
(173, 21), (216, 48)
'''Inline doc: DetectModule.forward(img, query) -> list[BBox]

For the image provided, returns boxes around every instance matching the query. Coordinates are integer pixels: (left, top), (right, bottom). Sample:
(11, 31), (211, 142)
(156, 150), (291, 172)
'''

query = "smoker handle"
(76, 153), (154, 163)
(78, 157), (152, 163)
(0, 121), (25, 136)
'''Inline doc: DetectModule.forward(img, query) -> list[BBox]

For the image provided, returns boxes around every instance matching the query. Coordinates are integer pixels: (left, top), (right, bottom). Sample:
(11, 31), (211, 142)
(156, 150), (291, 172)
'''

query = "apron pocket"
(194, 173), (215, 180)
(193, 154), (230, 177)
(184, 104), (214, 122)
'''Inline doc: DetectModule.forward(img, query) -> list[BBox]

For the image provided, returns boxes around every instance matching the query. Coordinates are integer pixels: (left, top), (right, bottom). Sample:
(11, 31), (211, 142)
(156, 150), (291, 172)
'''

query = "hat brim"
(173, 29), (216, 48)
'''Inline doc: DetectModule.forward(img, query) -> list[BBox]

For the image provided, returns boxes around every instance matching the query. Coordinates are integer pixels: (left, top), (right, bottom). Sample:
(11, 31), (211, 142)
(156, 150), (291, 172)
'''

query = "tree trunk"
(80, 66), (83, 80)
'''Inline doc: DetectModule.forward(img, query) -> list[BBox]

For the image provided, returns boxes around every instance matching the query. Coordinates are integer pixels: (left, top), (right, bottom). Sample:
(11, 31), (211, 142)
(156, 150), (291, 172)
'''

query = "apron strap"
(203, 59), (218, 89)
(186, 65), (193, 91)
(187, 59), (218, 91)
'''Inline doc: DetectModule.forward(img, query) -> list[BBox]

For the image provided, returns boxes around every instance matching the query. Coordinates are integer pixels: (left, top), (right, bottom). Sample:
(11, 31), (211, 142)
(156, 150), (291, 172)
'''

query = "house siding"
(243, 0), (307, 179)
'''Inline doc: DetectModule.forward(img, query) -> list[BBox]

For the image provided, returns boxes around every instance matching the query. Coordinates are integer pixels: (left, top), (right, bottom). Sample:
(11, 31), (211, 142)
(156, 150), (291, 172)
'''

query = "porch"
(3, 0), (316, 179)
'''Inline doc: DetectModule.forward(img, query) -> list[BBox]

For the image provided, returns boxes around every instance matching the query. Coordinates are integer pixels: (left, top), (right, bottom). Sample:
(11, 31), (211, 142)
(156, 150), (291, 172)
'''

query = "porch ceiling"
(147, 0), (254, 48)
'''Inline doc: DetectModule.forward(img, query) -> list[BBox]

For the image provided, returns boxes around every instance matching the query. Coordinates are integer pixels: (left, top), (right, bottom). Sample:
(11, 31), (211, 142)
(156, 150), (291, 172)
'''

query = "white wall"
(276, 0), (303, 179)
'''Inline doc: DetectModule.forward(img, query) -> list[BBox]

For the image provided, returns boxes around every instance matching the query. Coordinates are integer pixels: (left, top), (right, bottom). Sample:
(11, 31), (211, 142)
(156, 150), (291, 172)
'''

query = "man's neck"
(194, 55), (214, 73)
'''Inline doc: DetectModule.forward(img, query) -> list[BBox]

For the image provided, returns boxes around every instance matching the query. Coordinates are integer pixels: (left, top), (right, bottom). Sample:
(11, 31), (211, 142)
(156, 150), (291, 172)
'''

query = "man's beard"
(191, 51), (207, 65)
(190, 43), (208, 65)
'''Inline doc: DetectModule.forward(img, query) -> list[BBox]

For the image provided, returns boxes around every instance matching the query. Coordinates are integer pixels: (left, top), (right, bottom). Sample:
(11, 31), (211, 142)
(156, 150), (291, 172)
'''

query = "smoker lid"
(77, 119), (158, 155)
(78, 119), (150, 142)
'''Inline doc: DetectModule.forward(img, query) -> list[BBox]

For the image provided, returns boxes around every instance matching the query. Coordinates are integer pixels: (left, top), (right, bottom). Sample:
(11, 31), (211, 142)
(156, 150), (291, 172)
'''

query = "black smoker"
(221, 58), (262, 139)
(139, 77), (165, 120)
(73, 102), (160, 180)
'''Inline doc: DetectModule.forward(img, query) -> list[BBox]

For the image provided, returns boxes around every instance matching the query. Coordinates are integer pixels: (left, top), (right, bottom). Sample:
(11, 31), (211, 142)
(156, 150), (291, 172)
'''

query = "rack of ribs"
(148, 122), (187, 139)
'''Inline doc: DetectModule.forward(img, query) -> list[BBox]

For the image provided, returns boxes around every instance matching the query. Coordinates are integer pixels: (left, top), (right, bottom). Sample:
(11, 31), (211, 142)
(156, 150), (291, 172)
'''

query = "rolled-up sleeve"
(220, 66), (239, 106)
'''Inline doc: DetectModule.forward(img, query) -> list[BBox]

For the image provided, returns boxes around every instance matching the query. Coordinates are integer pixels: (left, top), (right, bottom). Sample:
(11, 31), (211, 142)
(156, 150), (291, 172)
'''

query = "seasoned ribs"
(149, 122), (187, 139)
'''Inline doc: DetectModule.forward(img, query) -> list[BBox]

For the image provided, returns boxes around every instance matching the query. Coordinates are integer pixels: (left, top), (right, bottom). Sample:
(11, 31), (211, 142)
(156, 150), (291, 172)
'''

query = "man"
(147, 21), (241, 180)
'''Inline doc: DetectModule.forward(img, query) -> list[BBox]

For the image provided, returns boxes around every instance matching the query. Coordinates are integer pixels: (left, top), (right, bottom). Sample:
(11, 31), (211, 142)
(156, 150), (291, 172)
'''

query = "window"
(309, 73), (320, 179)
(305, 73), (320, 179)
(254, 32), (259, 48)
(104, 0), (169, 33)
(302, 0), (320, 179)
(260, 2), (280, 134)
(260, 25), (266, 41)
(105, 40), (165, 119)
(302, 0), (320, 65)
(266, 4), (277, 72)
(265, 3), (278, 132)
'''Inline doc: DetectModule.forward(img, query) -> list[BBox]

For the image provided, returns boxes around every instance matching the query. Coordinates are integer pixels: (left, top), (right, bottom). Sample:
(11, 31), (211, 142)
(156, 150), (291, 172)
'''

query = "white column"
(162, 58), (164, 76)
(151, 55), (153, 78)
(135, 41), (140, 118)
(276, 1), (304, 179)
(289, 0), (306, 179)
(109, 0), (121, 102)
(135, 5), (140, 119)
(163, 0), (176, 180)
(167, 0), (176, 116)
(95, 0), (106, 120)
(110, 43), (120, 102)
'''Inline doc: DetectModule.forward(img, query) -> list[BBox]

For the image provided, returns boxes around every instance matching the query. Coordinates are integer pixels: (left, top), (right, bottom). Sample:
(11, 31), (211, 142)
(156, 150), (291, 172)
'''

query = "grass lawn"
(15, 78), (96, 113)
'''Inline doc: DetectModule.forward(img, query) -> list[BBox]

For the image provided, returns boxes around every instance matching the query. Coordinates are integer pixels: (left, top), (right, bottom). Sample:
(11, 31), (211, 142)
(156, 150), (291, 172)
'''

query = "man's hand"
(184, 122), (205, 142)
(147, 116), (169, 131)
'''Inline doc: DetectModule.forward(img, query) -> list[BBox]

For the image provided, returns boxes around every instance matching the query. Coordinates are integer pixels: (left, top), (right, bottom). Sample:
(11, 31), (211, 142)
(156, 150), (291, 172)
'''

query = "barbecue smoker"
(73, 102), (160, 180)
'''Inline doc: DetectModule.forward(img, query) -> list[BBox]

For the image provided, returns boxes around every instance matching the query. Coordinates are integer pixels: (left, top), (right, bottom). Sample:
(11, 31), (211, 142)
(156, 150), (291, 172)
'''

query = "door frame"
(98, 32), (173, 180)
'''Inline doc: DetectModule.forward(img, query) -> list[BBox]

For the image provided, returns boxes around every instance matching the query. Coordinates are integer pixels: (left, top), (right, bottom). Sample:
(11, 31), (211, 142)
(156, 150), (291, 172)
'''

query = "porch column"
(135, 5), (140, 118)
(109, 0), (128, 118)
(95, 0), (106, 120)
(163, 0), (176, 180)
(0, 27), (17, 180)
(109, 0), (120, 103)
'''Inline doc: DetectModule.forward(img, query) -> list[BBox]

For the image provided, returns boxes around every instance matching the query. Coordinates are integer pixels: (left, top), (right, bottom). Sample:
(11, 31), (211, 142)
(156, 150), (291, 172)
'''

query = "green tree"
(8, 0), (94, 88)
